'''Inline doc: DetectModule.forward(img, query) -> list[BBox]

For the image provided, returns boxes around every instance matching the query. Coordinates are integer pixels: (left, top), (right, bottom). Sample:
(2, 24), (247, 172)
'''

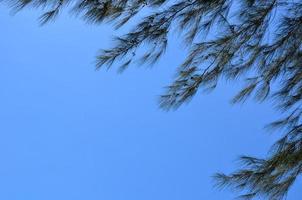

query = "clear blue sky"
(0, 5), (301, 200)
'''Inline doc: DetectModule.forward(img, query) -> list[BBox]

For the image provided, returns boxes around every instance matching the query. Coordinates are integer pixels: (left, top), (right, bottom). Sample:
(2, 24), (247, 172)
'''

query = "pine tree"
(3, 0), (302, 199)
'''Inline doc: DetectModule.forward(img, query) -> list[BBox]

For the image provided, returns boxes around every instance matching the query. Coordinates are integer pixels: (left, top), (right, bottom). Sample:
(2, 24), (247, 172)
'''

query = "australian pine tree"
(3, 0), (302, 199)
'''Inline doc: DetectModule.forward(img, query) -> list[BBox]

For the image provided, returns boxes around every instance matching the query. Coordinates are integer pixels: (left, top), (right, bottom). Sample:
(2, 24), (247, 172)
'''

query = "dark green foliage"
(3, 0), (302, 199)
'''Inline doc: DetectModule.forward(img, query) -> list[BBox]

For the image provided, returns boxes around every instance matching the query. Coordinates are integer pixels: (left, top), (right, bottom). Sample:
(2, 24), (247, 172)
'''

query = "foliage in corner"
(3, 0), (302, 199)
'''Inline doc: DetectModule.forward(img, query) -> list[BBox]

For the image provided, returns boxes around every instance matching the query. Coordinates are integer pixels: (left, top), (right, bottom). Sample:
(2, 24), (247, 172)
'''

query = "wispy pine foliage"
(3, 0), (302, 199)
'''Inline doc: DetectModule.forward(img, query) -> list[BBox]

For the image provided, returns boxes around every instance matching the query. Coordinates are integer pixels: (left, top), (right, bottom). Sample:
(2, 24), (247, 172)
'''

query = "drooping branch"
(3, 0), (302, 199)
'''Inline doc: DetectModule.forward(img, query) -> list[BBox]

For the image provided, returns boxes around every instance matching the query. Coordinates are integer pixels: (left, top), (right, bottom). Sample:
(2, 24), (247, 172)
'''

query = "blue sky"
(0, 5), (301, 200)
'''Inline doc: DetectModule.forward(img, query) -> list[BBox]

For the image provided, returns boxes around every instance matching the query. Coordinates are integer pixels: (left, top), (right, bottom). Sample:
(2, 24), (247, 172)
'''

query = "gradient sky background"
(0, 4), (301, 200)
